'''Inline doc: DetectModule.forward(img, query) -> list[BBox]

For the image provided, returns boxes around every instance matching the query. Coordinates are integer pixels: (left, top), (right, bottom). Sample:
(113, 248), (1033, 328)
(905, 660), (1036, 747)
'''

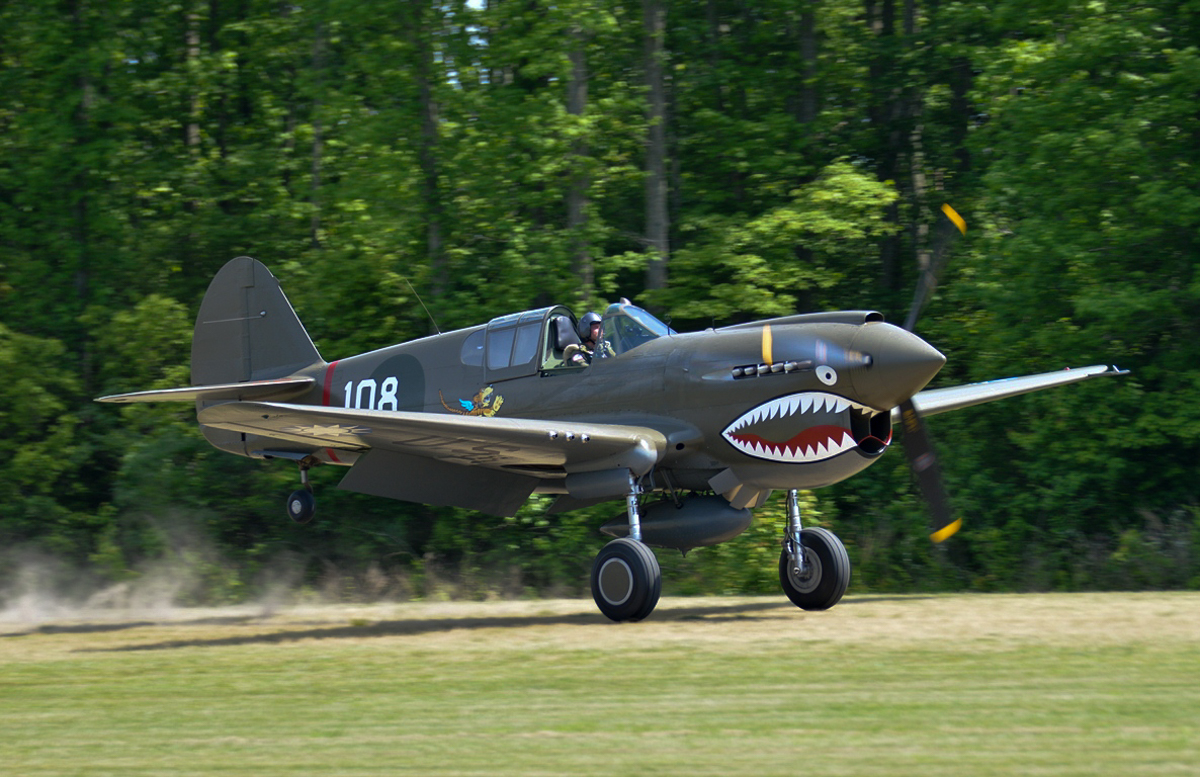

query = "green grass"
(2, 593), (1198, 776)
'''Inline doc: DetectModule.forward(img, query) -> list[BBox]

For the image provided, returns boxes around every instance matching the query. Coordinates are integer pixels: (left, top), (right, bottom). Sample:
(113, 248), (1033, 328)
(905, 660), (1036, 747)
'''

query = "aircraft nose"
(847, 323), (946, 410)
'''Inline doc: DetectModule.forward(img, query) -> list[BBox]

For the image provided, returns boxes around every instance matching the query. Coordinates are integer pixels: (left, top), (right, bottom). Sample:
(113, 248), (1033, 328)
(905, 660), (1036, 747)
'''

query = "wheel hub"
(787, 547), (823, 595)
(597, 558), (634, 606)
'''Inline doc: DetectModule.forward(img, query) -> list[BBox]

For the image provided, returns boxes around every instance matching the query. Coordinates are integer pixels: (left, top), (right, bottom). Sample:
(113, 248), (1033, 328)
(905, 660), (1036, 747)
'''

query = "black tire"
(286, 489), (316, 524)
(591, 538), (662, 622)
(778, 527), (850, 610)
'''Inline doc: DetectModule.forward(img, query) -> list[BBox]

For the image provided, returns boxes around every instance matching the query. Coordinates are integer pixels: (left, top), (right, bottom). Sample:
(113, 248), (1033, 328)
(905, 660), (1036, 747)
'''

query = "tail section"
(191, 256), (322, 385)
(96, 257), (327, 460)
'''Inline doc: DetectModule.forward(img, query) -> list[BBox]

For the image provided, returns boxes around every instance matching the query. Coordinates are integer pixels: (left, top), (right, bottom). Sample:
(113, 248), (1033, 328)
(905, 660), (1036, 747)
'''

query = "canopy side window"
(485, 307), (553, 382)
(460, 329), (485, 366)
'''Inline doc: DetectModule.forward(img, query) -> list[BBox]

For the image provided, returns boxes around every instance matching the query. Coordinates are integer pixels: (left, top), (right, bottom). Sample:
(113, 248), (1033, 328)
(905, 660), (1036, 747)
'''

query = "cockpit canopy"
(458, 300), (673, 382)
(601, 300), (674, 356)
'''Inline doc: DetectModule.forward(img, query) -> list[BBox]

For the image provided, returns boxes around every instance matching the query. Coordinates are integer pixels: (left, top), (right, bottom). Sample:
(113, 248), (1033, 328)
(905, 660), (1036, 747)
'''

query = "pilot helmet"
(577, 312), (602, 341)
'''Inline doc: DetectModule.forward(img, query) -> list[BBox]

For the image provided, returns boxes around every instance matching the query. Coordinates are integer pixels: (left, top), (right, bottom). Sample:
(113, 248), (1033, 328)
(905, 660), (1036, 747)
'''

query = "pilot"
(569, 312), (613, 365)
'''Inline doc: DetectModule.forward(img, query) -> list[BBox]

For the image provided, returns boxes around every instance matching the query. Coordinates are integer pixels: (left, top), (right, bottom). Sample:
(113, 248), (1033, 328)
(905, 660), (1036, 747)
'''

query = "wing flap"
(892, 364), (1128, 423)
(197, 401), (669, 475)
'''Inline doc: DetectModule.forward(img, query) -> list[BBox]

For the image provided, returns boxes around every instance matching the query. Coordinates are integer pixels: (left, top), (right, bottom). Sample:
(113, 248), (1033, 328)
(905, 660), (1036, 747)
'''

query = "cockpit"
(460, 300), (674, 382)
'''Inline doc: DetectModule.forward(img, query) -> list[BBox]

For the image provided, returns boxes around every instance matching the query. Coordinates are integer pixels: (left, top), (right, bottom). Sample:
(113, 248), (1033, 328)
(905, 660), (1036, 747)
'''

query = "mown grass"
(2, 593), (1198, 776)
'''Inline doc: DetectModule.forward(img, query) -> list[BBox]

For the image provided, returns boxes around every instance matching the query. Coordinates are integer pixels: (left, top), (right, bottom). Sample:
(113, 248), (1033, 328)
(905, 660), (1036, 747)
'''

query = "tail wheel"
(779, 527), (850, 610)
(591, 538), (661, 622)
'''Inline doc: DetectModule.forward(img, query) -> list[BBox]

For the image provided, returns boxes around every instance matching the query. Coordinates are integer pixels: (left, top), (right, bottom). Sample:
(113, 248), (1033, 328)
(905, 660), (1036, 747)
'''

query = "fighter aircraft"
(97, 207), (1125, 621)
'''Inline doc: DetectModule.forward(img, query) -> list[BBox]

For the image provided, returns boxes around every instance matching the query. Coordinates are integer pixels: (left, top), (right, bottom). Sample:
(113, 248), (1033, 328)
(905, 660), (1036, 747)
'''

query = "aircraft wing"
(893, 364), (1128, 423)
(197, 401), (669, 515)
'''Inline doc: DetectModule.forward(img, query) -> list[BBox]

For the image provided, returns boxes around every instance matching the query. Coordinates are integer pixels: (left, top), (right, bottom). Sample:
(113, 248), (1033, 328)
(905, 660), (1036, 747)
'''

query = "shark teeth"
(721, 391), (878, 464)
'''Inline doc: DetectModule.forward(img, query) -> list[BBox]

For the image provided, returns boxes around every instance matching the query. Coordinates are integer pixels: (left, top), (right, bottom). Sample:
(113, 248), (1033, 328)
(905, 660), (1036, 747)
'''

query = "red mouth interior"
(731, 424), (850, 456)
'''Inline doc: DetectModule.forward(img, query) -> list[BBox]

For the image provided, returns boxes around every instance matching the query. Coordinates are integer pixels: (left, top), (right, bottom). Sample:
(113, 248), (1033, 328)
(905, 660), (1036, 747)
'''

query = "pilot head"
(578, 312), (602, 346)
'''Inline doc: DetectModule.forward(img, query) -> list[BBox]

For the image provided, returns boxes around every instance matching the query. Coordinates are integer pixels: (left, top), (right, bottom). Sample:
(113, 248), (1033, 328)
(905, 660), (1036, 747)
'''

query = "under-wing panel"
(196, 401), (669, 475)
(338, 448), (537, 516)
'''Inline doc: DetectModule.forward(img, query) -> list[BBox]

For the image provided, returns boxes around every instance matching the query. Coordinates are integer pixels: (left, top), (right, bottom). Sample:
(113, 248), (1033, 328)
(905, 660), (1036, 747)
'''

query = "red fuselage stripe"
(322, 360), (340, 406)
(321, 360), (343, 464)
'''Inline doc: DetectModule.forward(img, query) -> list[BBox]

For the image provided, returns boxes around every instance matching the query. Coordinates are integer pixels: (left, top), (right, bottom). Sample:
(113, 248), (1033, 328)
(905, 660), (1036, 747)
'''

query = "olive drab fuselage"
(206, 301), (941, 503)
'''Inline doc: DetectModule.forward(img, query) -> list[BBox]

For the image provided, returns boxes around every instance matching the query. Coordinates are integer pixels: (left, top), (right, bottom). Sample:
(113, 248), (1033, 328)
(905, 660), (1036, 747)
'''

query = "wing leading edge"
(893, 364), (1128, 423)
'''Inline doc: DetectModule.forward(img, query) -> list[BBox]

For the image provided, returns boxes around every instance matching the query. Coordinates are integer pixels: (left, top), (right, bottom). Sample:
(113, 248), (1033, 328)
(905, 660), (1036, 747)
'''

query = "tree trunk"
(797, 0), (818, 125)
(408, 4), (445, 308)
(643, 0), (669, 292)
(310, 13), (325, 249)
(567, 33), (593, 303)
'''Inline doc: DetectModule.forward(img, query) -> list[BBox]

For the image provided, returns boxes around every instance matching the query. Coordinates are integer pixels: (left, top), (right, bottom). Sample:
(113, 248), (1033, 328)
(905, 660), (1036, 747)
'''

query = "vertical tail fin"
(191, 256), (322, 385)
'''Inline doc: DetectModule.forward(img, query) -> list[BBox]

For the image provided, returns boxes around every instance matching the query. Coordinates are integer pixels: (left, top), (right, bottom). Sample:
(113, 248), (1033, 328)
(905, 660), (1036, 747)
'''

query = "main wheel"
(286, 489), (316, 524)
(591, 538), (662, 622)
(779, 527), (850, 610)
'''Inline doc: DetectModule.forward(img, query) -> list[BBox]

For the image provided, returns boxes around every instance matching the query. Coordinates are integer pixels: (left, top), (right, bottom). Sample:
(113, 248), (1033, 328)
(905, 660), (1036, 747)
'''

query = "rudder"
(191, 257), (322, 385)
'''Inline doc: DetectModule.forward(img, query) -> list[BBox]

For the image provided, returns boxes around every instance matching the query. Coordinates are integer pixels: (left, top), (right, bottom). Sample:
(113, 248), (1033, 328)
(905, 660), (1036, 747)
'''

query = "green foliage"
(659, 160), (900, 323)
(1, 0), (1198, 601)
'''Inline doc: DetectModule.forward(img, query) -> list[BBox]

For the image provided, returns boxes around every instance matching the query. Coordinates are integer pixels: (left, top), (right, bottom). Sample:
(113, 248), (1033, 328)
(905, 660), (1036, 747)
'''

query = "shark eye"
(816, 366), (838, 386)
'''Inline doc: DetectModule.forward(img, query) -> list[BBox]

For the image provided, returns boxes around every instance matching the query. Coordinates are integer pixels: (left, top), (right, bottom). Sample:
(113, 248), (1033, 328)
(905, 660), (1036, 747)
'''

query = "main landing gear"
(591, 473), (662, 622)
(779, 489), (850, 610)
(285, 456), (320, 525)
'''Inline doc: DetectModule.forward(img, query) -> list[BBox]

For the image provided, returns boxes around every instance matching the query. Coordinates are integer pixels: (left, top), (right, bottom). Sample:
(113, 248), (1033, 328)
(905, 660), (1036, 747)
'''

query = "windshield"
(601, 302), (674, 356)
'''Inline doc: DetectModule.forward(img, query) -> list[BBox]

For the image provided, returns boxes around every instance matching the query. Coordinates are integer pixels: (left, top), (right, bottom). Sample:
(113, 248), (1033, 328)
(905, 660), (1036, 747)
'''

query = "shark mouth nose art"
(722, 391), (892, 463)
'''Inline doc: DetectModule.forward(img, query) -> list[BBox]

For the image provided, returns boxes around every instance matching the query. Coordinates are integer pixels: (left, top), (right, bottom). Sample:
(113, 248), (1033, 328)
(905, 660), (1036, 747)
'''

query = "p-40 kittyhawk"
(99, 211), (1125, 622)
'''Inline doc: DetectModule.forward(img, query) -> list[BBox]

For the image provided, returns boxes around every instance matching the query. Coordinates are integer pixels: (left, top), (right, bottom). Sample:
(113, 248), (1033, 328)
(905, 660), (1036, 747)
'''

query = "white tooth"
(769, 401), (781, 420)
(843, 431), (855, 449)
(834, 399), (849, 414)
(800, 395), (813, 414)
(816, 396), (829, 413)
(787, 396), (801, 416)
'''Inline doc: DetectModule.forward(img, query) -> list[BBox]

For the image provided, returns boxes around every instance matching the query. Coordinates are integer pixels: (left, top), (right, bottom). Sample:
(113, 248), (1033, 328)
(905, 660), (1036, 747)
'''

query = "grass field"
(2, 592), (1198, 776)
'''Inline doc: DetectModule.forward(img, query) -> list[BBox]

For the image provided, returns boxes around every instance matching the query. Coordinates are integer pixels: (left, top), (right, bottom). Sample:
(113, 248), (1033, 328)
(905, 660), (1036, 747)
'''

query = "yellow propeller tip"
(941, 203), (967, 235)
(930, 517), (962, 543)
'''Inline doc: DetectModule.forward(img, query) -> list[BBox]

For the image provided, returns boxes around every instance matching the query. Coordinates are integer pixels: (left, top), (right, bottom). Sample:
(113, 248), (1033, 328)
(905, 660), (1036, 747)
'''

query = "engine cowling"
(600, 494), (753, 552)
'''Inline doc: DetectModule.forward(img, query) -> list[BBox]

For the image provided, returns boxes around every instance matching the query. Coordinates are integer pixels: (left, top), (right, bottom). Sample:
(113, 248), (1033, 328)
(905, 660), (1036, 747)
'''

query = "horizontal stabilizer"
(95, 377), (315, 404)
(892, 364), (1127, 423)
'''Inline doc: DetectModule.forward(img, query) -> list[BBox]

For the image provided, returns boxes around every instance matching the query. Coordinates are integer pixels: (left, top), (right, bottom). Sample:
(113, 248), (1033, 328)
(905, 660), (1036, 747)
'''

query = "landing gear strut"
(285, 456), (320, 524)
(591, 473), (662, 622)
(779, 489), (850, 610)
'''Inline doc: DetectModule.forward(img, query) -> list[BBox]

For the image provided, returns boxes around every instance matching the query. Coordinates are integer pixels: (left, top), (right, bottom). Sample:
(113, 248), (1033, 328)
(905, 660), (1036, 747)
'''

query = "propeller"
(898, 204), (967, 543)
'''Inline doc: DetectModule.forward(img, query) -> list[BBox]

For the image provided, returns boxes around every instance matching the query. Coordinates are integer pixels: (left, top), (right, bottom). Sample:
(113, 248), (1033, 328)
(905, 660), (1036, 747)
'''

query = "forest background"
(2, 0), (1198, 607)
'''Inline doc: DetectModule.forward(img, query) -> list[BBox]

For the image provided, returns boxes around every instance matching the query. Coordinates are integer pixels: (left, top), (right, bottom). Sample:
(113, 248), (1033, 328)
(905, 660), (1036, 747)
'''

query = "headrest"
(553, 316), (581, 349)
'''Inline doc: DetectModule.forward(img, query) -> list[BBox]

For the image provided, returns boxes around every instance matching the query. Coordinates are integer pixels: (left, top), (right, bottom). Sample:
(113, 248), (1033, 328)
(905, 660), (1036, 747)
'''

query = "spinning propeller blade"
(900, 204), (967, 543)
(904, 204), (967, 332)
